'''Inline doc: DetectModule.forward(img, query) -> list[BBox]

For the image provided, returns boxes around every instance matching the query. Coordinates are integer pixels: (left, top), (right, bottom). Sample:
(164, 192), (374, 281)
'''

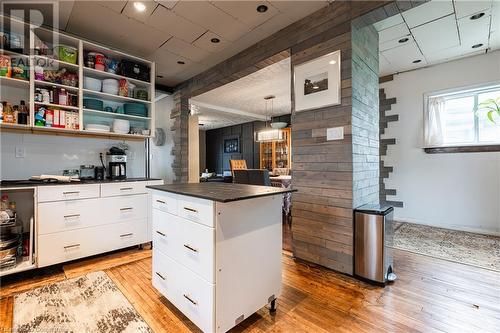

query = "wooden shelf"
(83, 108), (150, 121)
(0, 123), (31, 132)
(32, 55), (79, 69)
(0, 76), (30, 88)
(82, 89), (151, 104)
(83, 67), (150, 87)
(34, 102), (79, 111)
(34, 80), (79, 92)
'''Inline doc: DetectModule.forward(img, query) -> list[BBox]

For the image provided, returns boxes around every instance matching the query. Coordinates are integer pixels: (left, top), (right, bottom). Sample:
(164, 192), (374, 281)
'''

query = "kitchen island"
(146, 182), (295, 333)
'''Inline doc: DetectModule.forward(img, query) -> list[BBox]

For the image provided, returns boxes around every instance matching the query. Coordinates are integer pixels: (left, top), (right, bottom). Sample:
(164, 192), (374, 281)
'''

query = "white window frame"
(423, 81), (500, 148)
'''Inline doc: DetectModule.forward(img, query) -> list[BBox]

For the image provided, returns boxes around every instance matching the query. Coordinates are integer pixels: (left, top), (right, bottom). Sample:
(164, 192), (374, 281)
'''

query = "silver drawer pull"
(63, 191), (80, 195)
(120, 233), (133, 238)
(156, 199), (166, 204)
(120, 187), (133, 191)
(183, 244), (198, 253)
(183, 294), (197, 306)
(64, 214), (80, 219)
(64, 244), (80, 250)
(156, 230), (166, 237)
(183, 206), (198, 213)
(120, 207), (133, 211)
(156, 272), (166, 280)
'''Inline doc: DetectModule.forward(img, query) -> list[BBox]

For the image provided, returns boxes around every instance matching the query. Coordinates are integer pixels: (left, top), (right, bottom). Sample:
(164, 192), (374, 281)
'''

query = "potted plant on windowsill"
(478, 97), (500, 124)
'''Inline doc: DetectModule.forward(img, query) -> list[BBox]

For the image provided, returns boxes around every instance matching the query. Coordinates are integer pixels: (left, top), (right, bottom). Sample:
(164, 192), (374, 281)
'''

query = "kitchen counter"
(0, 178), (162, 188)
(146, 182), (295, 203)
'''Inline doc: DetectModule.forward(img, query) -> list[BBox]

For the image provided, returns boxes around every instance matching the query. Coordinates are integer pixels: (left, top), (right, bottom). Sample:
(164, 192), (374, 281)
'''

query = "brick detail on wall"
(170, 91), (189, 183)
(379, 88), (403, 207)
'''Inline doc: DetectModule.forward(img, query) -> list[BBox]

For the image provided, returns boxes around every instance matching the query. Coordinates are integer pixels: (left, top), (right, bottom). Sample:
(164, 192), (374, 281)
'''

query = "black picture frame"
(224, 138), (239, 153)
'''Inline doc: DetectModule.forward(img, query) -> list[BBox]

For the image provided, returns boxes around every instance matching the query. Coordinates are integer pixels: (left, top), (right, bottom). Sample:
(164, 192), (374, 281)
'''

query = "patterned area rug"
(13, 271), (151, 333)
(393, 222), (500, 272)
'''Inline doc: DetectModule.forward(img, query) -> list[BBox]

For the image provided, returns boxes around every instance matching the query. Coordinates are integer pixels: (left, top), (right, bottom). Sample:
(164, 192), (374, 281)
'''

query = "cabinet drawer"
(38, 219), (147, 267)
(38, 184), (100, 202)
(100, 182), (147, 197)
(38, 198), (102, 235)
(177, 195), (214, 227)
(152, 191), (177, 215)
(103, 194), (148, 224)
(153, 210), (214, 283)
(153, 249), (215, 333)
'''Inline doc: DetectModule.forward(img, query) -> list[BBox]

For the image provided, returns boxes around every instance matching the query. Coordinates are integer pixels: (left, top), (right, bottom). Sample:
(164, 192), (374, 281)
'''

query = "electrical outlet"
(326, 127), (344, 141)
(15, 146), (26, 158)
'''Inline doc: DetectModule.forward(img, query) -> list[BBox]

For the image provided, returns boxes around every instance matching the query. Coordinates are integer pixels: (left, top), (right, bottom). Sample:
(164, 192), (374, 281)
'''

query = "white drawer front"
(38, 184), (99, 203)
(177, 195), (214, 227)
(152, 191), (178, 215)
(153, 210), (214, 283)
(153, 250), (215, 333)
(38, 219), (147, 267)
(103, 194), (148, 224)
(38, 198), (102, 235)
(100, 182), (146, 197)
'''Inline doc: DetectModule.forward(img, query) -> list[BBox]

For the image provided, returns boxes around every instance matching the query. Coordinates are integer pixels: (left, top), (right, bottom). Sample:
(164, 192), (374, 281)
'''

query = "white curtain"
(425, 97), (445, 146)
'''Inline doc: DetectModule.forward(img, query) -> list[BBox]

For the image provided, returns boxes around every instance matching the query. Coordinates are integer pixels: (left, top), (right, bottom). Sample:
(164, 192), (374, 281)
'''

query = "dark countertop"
(0, 178), (162, 188)
(146, 182), (296, 203)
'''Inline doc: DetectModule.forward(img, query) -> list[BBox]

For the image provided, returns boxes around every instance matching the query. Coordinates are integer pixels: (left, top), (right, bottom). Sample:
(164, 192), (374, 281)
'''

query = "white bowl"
(83, 77), (102, 92)
(112, 119), (130, 134)
(270, 122), (288, 129)
(86, 124), (110, 132)
(102, 78), (119, 86)
(102, 85), (119, 95)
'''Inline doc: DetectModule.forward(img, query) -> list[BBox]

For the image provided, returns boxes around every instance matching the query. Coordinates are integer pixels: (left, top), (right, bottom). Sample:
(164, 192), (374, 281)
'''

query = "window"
(424, 83), (500, 148)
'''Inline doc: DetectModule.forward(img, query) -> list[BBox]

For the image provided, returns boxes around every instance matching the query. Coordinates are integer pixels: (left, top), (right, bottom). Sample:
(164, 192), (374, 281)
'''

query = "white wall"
(0, 133), (145, 179)
(381, 51), (500, 235)
(150, 93), (174, 183)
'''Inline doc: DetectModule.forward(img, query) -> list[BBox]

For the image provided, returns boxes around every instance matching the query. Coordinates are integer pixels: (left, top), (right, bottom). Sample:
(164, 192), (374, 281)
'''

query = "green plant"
(477, 97), (500, 124)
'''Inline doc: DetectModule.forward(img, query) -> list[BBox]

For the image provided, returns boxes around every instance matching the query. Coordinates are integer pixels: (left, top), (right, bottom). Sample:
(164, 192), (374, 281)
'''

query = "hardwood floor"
(1, 247), (499, 333)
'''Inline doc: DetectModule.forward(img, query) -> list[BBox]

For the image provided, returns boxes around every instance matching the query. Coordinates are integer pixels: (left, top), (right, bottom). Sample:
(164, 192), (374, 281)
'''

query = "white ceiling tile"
(380, 36), (412, 52)
(160, 37), (211, 62)
(489, 29), (500, 50)
(211, 1), (279, 29)
(155, 0), (179, 10)
(458, 10), (491, 47)
(373, 14), (404, 32)
(454, 0), (492, 19)
(426, 45), (486, 63)
(150, 48), (192, 76)
(173, 1), (250, 42)
(379, 53), (394, 76)
(379, 23), (410, 43)
(381, 40), (426, 71)
(491, 0), (500, 32)
(147, 5), (207, 43)
(269, 1), (328, 23)
(122, 1), (159, 23)
(192, 31), (231, 53)
(412, 14), (460, 54)
(402, 0), (454, 28)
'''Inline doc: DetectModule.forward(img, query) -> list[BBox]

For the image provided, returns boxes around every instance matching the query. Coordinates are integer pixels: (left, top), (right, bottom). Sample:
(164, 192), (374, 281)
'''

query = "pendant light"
(255, 96), (284, 142)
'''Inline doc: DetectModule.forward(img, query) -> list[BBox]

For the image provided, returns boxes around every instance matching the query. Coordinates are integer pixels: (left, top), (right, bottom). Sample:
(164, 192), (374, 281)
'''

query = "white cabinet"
(151, 190), (282, 333)
(37, 180), (162, 268)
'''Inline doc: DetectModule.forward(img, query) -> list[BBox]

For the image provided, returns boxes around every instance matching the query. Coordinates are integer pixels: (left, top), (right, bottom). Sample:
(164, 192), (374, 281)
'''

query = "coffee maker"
(106, 147), (127, 180)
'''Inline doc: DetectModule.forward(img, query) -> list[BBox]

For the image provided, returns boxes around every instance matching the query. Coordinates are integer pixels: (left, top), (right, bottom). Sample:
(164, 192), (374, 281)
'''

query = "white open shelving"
(0, 15), (155, 140)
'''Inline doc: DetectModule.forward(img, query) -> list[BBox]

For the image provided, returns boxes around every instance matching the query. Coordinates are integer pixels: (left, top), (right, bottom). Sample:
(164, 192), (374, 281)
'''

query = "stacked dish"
(102, 79), (119, 95)
(86, 124), (110, 132)
(83, 98), (104, 110)
(83, 77), (101, 91)
(124, 103), (147, 117)
(112, 119), (130, 134)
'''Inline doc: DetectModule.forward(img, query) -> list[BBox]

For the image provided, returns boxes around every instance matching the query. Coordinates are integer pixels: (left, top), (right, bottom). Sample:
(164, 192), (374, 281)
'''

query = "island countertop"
(146, 182), (296, 203)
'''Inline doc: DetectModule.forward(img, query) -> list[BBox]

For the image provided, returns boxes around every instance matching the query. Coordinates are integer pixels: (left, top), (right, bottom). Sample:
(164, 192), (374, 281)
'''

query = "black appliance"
(120, 60), (150, 82)
(106, 147), (127, 180)
(94, 166), (105, 180)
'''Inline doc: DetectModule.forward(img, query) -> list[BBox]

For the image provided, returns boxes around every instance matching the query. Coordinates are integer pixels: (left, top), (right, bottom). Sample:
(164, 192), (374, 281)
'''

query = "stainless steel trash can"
(354, 204), (396, 285)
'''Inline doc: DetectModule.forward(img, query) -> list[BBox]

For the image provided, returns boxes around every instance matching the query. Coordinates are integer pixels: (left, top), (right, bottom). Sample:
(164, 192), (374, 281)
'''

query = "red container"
(94, 53), (105, 71)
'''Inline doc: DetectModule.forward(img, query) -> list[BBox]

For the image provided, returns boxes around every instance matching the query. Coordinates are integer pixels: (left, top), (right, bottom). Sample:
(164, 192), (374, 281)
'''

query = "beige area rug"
(13, 271), (151, 333)
(392, 222), (500, 272)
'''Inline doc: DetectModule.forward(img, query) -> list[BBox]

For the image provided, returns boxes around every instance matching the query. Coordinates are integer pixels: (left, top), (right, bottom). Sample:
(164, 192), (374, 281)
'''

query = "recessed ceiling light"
(156, 75), (163, 78)
(470, 12), (485, 20)
(210, 38), (220, 44)
(133, 2), (146, 12)
(412, 59), (421, 63)
(472, 43), (483, 48)
(177, 61), (185, 65)
(256, 5), (268, 13)
(398, 37), (409, 43)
